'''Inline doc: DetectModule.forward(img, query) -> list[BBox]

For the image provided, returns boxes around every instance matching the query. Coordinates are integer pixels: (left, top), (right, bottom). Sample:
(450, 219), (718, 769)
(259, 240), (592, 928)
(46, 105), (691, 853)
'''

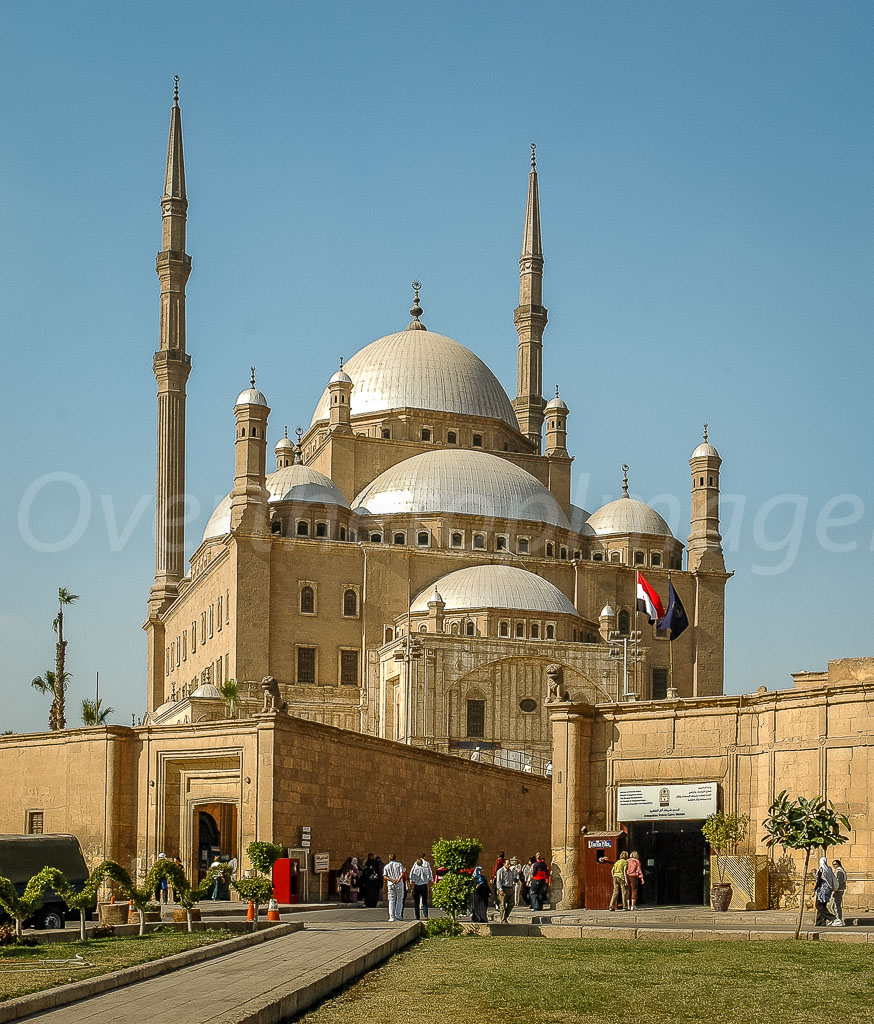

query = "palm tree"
(219, 678), (239, 718)
(52, 588), (79, 730)
(31, 669), (70, 730)
(81, 697), (114, 725)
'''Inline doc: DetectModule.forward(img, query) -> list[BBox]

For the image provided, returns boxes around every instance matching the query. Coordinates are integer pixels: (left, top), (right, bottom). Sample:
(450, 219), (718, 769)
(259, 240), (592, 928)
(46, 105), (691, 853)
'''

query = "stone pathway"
(25, 921), (420, 1024)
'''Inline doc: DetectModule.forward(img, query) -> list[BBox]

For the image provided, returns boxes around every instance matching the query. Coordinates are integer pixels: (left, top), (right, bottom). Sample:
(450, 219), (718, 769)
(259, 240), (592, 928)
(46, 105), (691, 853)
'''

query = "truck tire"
(35, 906), (66, 931)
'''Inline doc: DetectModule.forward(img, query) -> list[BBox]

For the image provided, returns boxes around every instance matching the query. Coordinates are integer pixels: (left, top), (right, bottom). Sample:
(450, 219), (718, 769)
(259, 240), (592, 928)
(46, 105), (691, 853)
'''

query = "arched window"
(382, 427), (391, 439)
(560, 546), (568, 560)
(472, 434), (482, 447)
(316, 522), (328, 538)
(473, 534), (485, 549)
(251, 427), (257, 437)
(451, 532), (463, 548)
(634, 550), (645, 565)
(271, 521), (282, 535)
(651, 551), (662, 566)
(610, 550), (621, 563)
(419, 623), (428, 632)
(447, 431), (457, 444)
(515, 622), (525, 638)
(339, 525), (347, 540)
(546, 624), (555, 640)
(499, 621), (509, 637)
(517, 538), (529, 554)
(300, 586), (314, 614)
(393, 532), (406, 545)
(297, 520), (309, 536)
(384, 626), (394, 643)
(546, 542), (554, 557)
(417, 531), (429, 546)
(618, 609), (631, 636)
(450, 622), (459, 635)
(343, 589), (357, 617)
(531, 623), (539, 639)
(466, 621), (475, 636)
(370, 532), (382, 543)
(496, 536), (507, 551)
(421, 428), (431, 441)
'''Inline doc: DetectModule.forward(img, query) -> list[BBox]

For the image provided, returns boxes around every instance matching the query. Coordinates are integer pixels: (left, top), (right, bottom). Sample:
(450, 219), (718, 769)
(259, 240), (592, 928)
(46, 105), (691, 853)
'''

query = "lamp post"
(607, 629), (644, 701)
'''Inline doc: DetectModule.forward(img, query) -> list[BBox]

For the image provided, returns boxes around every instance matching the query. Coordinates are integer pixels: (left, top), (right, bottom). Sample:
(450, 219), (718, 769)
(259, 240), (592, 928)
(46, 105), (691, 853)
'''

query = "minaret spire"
(513, 143), (547, 451)
(148, 77), (193, 647)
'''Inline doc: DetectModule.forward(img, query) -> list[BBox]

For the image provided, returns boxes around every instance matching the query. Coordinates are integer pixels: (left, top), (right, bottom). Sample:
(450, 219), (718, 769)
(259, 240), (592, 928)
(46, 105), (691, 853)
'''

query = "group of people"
(471, 851), (551, 923)
(814, 857), (847, 926)
(337, 853), (435, 921)
(607, 850), (645, 911)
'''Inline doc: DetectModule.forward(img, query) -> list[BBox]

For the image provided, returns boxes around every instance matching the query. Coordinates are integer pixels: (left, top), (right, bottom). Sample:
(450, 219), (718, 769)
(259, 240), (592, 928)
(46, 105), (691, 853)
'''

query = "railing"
(461, 746), (552, 777)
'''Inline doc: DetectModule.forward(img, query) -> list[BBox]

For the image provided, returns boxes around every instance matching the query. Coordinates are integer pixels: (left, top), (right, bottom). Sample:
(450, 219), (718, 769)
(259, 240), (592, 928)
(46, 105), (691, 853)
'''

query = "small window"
(316, 522), (328, 538)
(515, 622), (525, 638)
(217, 597), (223, 629)
(473, 534), (485, 549)
(382, 428), (391, 439)
(610, 551), (621, 563)
(531, 623), (539, 639)
(560, 547), (568, 560)
(421, 428), (431, 441)
(450, 622), (459, 635)
(466, 699), (485, 738)
(709, 476), (714, 486)
(370, 533), (383, 543)
(517, 538), (529, 554)
(297, 646), (316, 684)
(271, 521), (282, 535)
(297, 520), (309, 536)
(419, 623), (428, 632)
(634, 550), (645, 565)
(251, 427), (257, 437)
(472, 434), (482, 447)
(592, 552), (603, 562)
(651, 551), (662, 566)
(699, 476), (704, 486)
(451, 532), (463, 548)
(340, 650), (359, 686)
(339, 525), (347, 540)
(496, 536), (508, 551)
(300, 586), (315, 614)
(618, 609), (631, 636)
(191, 620), (197, 652)
(573, 550), (581, 560)
(393, 532), (406, 545)
(26, 810), (44, 834)
(546, 624), (555, 640)
(447, 431), (457, 444)
(384, 626), (394, 643)
(652, 667), (669, 700)
(343, 589), (358, 617)
(546, 542), (554, 557)
(417, 531), (430, 546)
(466, 621), (475, 636)
(208, 605), (214, 638)
(499, 621), (509, 637)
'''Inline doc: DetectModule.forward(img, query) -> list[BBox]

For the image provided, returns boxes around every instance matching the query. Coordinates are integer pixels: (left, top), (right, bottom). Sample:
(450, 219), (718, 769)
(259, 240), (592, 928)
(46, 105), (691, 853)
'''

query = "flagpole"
(667, 570), (673, 696)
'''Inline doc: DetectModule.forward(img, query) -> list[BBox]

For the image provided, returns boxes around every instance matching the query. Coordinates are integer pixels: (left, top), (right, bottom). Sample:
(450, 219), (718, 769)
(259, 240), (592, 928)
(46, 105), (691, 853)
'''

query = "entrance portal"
(628, 820), (710, 906)
(195, 803), (238, 883)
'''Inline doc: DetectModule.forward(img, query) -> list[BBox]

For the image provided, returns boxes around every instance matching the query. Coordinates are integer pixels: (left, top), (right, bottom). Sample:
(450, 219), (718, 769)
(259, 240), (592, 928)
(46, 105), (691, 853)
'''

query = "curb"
(472, 922), (874, 942)
(0, 921), (304, 1023)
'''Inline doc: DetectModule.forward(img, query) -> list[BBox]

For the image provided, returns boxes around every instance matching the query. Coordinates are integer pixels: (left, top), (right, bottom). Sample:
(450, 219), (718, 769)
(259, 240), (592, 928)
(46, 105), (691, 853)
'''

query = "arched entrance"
(195, 803), (238, 882)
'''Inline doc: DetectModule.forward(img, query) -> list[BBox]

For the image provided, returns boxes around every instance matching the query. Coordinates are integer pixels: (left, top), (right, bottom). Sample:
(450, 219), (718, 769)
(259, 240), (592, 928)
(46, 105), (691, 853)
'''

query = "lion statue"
(261, 675), (288, 713)
(545, 663), (568, 703)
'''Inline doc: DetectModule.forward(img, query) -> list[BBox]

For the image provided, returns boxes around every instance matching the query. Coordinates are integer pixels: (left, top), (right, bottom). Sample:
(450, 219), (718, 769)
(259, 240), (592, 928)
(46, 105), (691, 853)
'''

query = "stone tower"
(148, 78), (192, 618)
(687, 425), (725, 573)
(230, 371), (271, 532)
(327, 361), (353, 434)
(544, 387), (569, 456)
(513, 144), (547, 451)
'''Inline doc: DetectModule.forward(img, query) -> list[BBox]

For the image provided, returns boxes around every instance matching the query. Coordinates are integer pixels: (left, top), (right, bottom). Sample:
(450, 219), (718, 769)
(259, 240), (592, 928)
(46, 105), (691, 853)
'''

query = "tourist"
(510, 857), (523, 905)
(349, 857), (362, 903)
(154, 852), (170, 904)
(626, 850), (644, 910)
(814, 857), (836, 926)
(830, 859), (846, 925)
(360, 854), (383, 907)
(521, 856), (534, 906)
(409, 854), (433, 920)
(609, 851), (629, 911)
(530, 853), (549, 911)
(471, 866), (491, 922)
(496, 860), (515, 921)
(383, 854), (405, 922)
(491, 850), (505, 909)
(209, 854), (224, 900)
(338, 857), (353, 902)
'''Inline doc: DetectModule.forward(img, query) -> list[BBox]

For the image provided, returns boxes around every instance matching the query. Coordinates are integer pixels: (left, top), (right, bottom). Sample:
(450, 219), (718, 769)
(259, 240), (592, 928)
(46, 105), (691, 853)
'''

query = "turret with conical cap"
(513, 143), (547, 451)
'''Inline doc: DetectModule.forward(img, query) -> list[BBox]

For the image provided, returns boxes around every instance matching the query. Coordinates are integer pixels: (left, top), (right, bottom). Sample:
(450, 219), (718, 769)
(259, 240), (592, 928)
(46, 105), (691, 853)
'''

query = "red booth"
(583, 832), (625, 910)
(272, 857), (301, 904)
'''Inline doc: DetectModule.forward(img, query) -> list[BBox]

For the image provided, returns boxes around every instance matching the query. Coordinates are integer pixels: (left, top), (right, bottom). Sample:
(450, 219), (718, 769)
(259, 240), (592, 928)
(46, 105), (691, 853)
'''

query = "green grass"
(299, 936), (874, 1024)
(0, 929), (233, 1002)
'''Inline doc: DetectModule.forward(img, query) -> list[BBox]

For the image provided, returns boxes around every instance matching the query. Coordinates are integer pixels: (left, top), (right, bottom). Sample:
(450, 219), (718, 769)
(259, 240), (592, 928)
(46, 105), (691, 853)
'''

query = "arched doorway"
(195, 804), (238, 883)
(197, 811), (220, 883)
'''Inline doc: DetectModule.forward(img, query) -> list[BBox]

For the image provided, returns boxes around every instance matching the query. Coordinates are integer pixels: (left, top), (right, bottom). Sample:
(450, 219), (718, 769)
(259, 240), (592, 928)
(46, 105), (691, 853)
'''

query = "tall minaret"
(148, 76), (192, 618)
(513, 143), (547, 452)
(687, 424), (725, 572)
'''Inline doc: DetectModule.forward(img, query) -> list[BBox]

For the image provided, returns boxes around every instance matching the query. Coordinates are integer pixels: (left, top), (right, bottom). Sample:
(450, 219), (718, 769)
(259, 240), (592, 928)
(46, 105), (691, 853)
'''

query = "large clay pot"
(173, 908), (201, 923)
(98, 902), (129, 926)
(711, 883), (733, 912)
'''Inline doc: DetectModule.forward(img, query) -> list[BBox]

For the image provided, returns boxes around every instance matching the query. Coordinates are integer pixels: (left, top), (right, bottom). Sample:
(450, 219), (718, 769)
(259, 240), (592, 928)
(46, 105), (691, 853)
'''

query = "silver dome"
(329, 368), (353, 384)
(236, 387), (269, 407)
(190, 682), (222, 699)
(352, 450), (571, 529)
(691, 442), (720, 458)
(586, 497), (674, 539)
(569, 503), (595, 537)
(411, 565), (578, 616)
(310, 330), (518, 429)
(202, 465), (350, 541)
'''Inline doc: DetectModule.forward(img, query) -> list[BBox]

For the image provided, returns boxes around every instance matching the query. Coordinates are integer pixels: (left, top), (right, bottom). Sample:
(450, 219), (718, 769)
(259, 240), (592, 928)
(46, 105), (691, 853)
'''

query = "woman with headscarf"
(360, 853), (383, 908)
(471, 866), (491, 923)
(814, 857), (836, 926)
(349, 857), (362, 903)
(338, 857), (353, 903)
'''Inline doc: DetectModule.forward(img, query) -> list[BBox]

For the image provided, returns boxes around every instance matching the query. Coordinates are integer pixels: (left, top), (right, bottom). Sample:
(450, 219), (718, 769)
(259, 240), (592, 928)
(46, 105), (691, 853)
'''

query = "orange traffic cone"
(127, 900), (135, 924)
(246, 901), (256, 922)
(267, 898), (280, 922)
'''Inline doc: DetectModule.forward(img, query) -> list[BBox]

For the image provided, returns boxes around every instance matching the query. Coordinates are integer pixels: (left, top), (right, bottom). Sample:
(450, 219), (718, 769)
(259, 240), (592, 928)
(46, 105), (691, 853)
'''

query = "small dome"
(236, 387), (269, 407)
(569, 503), (595, 537)
(545, 391), (568, 412)
(691, 441), (720, 459)
(329, 368), (353, 385)
(586, 497), (674, 539)
(429, 587), (444, 604)
(190, 683), (222, 699)
(600, 604), (615, 618)
(274, 436), (295, 453)
(411, 565), (578, 616)
(352, 449), (570, 529)
(202, 465), (350, 541)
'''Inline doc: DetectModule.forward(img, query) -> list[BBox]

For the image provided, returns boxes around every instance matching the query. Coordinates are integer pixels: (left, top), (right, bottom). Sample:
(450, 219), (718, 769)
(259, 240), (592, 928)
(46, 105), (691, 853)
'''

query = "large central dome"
(309, 330), (518, 429)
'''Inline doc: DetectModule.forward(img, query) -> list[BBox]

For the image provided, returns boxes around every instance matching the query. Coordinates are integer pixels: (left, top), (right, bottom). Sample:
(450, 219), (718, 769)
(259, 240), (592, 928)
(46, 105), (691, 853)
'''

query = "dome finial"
(531, 142), (536, 170)
(554, 384), (560, 398)
(294, 426), (303, 464)
(173, 75), (180, 106)
(250, 365), (256, 388)
(621, 463), (630, 498)
(283, 425), (289, 439)
(406, 280), (427, 331)
(339, 355), (344, 370)
(703, 421), (709, 442)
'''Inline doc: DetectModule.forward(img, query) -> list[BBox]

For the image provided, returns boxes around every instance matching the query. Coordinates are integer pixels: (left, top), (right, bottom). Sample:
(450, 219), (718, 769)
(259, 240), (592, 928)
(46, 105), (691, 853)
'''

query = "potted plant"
(429, 836), (482, 937)
(701, 812), (749, 911)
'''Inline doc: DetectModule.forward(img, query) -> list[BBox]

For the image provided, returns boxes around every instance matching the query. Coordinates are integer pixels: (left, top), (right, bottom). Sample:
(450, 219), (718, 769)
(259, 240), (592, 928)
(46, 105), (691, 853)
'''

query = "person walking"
(383, 854), (405, 922)
(814, 857), (836, 926)
(471, 866), (491, 922)
(338, 857), (353, 903)
(496, 860), (516, 922)
(409, 854), (433, 921)
(360, 854), (382, 908)
(491, 851), (506, 911)
(626, 850), (644, 910)
(609, 851), (629, 911)
(521, 856), (534, 907)
(530, 853), (549, 911)
(830, 859), (846, 925)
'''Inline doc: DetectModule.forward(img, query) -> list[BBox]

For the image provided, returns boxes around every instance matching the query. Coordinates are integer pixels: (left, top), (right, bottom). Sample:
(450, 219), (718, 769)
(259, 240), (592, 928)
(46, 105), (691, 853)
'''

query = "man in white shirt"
(408, 855), (434, 920)
(383, 854), (405, 922)
(496, 861), (516, 922)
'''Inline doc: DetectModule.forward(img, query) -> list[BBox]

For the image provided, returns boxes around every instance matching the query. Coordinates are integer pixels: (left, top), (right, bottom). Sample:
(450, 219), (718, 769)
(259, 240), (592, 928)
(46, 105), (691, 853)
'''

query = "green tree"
(429, 837), (482, 936)
(232, 841), (281, 928)
(0, 867), (68, 939)
(701, 812), (749, 883)
(31, 669), (60, 730)
(52, 588), (79, 730)
(219, 678), (239, 718)
(762, 791), (851, 939)
(81, 697), (114, 726)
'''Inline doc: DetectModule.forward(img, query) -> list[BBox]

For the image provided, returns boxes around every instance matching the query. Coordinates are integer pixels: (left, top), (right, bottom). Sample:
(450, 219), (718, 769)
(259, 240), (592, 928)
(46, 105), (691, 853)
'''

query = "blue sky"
(2, 1), (872, 732)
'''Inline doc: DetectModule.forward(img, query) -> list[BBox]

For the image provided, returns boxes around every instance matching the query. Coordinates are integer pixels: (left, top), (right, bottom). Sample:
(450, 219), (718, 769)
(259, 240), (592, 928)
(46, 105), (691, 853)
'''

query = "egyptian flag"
(657, 581), (689, 640)
(636, 571), (665, 624)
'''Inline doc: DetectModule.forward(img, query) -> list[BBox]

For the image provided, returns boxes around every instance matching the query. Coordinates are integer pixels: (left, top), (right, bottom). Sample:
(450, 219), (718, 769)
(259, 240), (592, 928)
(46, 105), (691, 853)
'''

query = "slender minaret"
(230, 369), (271, 532)
(687, 424), (725, 572)
(148, 76), (192, 619)
(513, 143), (547, 451)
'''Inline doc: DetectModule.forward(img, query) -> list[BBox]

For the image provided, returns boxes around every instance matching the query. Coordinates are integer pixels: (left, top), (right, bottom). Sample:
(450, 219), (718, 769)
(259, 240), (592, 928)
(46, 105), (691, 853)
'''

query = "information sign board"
(617, 782), (717, 822)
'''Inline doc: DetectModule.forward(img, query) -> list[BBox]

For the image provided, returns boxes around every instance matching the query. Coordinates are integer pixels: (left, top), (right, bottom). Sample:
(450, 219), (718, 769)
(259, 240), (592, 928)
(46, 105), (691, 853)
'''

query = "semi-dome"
(309, 330), (518, 429)
(352, 449), (571, 529)
(202, 465), (350, 541)
(586, 497), (674, 538)
(411, 565), (578, 616)
(569, 503), (594, 537)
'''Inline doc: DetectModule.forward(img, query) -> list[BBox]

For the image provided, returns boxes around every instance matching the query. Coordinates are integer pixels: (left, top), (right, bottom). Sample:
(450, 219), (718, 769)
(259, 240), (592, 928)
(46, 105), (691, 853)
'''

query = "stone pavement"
(22, 918), (422, 1024)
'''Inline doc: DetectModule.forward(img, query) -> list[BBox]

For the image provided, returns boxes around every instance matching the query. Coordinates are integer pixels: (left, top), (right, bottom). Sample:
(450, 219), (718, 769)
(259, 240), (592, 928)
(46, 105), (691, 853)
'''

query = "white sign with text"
(617, 783), (718, 822)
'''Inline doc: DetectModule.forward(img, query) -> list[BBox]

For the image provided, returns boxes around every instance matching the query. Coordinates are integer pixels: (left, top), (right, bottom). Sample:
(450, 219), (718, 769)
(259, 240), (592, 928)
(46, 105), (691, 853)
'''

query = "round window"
(519, 698), (538, 713)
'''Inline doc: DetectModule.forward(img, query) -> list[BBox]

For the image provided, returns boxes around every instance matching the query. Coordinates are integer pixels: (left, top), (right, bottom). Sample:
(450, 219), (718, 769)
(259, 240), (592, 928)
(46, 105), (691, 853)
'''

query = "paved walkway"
(24, 920), (421, 1024)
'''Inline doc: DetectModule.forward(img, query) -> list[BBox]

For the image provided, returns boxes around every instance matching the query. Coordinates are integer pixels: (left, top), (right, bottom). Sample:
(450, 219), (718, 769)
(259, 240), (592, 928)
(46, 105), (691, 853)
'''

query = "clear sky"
(2, 1), (872, 733)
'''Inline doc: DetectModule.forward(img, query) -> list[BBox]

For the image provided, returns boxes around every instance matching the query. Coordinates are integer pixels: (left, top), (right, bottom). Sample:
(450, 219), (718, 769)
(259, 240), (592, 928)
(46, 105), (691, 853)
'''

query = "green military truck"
(0, 834), (93, 930)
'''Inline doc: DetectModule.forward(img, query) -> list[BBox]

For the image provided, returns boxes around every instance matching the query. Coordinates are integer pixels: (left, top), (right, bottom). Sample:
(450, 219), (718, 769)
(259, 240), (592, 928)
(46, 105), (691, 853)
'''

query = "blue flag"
(657, 581), (688, 640)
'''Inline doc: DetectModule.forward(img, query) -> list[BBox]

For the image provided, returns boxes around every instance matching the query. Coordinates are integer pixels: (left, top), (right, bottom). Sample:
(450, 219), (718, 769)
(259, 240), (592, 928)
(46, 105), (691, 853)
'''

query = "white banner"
(617, 782), (718, 822)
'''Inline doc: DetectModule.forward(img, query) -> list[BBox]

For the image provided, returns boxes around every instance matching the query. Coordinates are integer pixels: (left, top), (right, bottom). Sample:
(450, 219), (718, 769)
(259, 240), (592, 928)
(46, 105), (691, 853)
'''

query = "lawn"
(299, 936), (874, 1024)
(0, 928), (233, 1002)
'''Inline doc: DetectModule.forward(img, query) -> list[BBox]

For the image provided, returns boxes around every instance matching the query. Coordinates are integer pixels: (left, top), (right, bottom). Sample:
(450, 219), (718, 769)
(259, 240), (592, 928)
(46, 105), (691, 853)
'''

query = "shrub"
(425, 916), (463, 938)
(701, 812), (749, 884)
(431, 837), (482, 873)
(247, 842), (283, 875)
